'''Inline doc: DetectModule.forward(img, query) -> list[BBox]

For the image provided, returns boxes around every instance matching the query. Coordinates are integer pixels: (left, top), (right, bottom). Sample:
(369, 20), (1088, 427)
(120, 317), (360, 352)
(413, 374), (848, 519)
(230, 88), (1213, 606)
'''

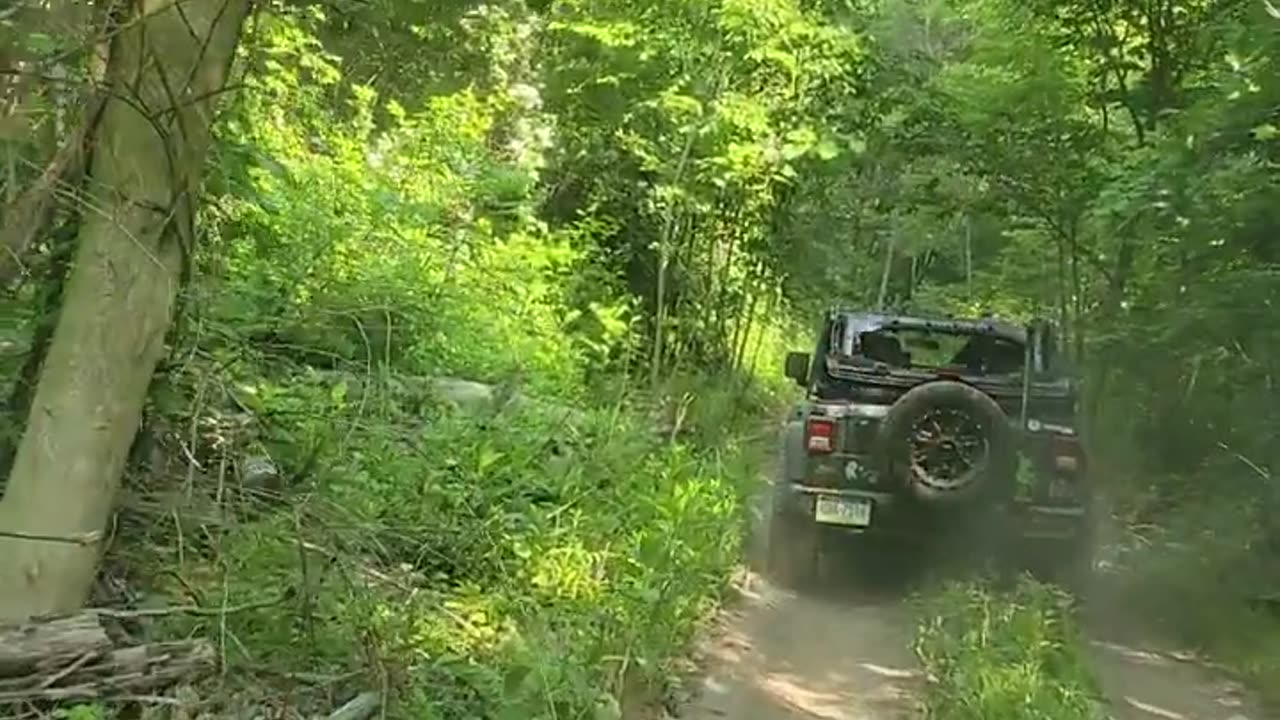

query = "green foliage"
(73, 6), (796, 715)
(51, 705), (108, 720)
(7, 0), (1279, 710)
(541, 0), (864, 372)
(203, 11), (627, 397)
(914, 579), (1103, 720)
(126, 358), (759, 718)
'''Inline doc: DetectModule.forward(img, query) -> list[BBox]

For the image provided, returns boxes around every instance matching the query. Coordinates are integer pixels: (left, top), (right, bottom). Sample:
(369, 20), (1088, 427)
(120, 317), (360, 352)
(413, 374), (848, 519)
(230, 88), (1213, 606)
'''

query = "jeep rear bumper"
(773, 482), (1086, 543)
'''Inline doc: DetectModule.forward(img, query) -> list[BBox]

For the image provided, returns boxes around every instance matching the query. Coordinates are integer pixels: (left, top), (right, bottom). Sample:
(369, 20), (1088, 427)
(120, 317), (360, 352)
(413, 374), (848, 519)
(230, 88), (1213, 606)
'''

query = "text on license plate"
(814, 496), (872, 527)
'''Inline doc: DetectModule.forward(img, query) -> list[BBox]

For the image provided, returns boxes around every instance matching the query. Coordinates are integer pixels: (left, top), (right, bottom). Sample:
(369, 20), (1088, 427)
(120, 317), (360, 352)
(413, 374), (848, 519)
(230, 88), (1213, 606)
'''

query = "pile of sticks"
(0, 612), (213, 706)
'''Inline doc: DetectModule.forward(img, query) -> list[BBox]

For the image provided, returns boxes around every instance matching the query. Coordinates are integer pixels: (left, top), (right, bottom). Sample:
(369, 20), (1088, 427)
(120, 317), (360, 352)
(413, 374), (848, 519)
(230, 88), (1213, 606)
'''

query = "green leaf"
(1251, 123), (1278, 141)
(23, 32), (59, 55)
(477, 445), (504, 473)
(781, 142), (809, 160)
(549, 20), (640, 47)
(330, 381), (348, 405)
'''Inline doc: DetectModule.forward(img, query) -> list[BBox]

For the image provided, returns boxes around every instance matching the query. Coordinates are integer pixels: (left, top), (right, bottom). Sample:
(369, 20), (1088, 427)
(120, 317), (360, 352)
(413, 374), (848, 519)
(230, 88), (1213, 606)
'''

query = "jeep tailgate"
(792, 401), (889, 490)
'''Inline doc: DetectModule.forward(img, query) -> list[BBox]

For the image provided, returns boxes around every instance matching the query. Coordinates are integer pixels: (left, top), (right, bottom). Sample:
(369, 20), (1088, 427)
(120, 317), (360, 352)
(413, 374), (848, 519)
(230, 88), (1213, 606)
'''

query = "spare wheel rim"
(908, 407), (989, 491)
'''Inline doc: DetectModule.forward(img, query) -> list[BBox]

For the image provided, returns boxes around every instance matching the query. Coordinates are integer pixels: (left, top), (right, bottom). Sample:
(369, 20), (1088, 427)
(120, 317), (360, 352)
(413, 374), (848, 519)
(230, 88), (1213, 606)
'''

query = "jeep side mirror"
(784, 352), (811, 387)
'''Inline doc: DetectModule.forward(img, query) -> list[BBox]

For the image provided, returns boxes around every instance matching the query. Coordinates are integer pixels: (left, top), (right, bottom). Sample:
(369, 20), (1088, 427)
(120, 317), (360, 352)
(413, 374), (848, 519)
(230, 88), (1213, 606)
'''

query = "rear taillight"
(806, 417), (836, 454)
(1049, 435), (1082, 473)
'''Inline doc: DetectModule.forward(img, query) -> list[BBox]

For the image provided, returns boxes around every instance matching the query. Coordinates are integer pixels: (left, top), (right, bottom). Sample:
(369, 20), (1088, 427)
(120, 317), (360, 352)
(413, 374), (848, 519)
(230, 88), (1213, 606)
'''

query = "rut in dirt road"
(675, 567), (1267, 720)
(1087, 634), (1264, 720)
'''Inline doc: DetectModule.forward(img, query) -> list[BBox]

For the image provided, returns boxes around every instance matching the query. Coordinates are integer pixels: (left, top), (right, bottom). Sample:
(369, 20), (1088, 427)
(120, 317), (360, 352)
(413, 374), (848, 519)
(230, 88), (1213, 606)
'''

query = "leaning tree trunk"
(0, 0), (252, 621)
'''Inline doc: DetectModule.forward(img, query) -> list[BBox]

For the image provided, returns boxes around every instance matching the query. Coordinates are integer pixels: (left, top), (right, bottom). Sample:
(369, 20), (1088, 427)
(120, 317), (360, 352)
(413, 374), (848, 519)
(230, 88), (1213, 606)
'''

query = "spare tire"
(876, 380), (1016, 504)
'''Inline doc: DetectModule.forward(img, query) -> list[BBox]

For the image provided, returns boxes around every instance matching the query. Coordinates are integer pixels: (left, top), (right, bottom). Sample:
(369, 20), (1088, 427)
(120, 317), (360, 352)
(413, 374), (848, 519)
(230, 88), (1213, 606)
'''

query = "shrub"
(122, 365), (761, 718)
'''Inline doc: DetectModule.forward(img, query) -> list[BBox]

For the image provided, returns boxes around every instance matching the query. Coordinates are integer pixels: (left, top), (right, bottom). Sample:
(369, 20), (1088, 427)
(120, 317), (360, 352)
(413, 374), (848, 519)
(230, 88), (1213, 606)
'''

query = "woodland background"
(1, 0), (1279, 717)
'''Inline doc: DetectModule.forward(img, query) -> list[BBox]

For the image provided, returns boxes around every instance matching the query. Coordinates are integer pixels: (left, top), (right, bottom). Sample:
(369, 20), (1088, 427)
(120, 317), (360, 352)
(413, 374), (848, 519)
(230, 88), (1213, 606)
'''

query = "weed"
(113, 360), (767, 718)
(51, 706), (108, 720)
(913, 577), (1104, 720)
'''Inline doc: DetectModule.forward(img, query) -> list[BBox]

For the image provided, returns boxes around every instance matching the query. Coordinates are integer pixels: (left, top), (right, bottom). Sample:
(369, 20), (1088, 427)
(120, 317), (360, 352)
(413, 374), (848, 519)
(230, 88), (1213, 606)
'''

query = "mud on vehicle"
(768, 311), (1093, 591)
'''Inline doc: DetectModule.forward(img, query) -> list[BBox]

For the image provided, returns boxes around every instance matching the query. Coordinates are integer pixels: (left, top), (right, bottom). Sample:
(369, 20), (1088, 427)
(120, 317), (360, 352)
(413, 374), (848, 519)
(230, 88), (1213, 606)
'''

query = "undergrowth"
(105, 352), (775, 719)
(6, 10), (797, 718)
(1101, 484), (1280, 710)
(78, 11), (793, 714)
(913, 578), (1103, 720)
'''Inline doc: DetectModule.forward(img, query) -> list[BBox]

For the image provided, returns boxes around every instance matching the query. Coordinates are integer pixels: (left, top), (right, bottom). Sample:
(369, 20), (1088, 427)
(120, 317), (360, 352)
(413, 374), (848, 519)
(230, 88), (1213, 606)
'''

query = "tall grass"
(112, 359), (773, 719)
(913, 578), (1104, 720)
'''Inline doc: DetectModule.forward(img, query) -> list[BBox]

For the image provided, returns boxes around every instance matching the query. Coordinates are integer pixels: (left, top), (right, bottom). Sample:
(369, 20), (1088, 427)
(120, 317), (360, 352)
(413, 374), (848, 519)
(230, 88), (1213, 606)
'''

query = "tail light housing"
(1049, 434), (1083, 474)
(805, 417), (836, 454)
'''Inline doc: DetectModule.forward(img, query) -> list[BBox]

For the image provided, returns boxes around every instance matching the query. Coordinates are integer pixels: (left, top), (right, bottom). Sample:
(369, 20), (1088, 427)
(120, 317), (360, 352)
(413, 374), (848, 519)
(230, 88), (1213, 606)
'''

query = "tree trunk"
(876, 229), (896, 311)
(731, 274), (761, 372)
(964, 214), (972, 299)
(1069, 224), (1084, 362)
(648, 129), (695, 389)
(1055, 233), (1070, 353)
(0, 0), (252, 621)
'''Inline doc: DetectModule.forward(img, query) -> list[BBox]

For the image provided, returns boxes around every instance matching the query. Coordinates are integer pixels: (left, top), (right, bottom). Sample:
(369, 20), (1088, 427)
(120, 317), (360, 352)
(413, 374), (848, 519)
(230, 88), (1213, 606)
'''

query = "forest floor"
(671, 490), (1267, 720)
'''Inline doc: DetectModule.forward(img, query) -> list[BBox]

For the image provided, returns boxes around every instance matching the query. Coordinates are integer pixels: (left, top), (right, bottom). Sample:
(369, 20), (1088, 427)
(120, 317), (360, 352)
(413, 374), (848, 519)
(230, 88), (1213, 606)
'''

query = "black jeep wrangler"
(767, 311), (1092, 589)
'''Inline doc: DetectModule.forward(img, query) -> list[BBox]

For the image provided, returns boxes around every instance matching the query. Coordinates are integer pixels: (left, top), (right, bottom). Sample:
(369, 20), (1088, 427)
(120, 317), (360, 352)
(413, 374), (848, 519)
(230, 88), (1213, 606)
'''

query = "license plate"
(814, 495), (872, 527)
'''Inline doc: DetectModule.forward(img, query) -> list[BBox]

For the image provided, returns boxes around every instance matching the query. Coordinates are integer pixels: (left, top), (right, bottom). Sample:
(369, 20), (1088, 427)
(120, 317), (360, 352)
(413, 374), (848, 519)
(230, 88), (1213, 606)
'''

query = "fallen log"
(326, 690), (380, 720)
(0, 612), (214, 705)
(310, 371), (588, 423)
(0, 613), (112, 676)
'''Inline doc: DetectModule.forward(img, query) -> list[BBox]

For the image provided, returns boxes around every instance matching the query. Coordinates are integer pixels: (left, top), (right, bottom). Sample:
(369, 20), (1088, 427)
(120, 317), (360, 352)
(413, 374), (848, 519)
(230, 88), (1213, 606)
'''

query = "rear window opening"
(835, 326), (1025, 377)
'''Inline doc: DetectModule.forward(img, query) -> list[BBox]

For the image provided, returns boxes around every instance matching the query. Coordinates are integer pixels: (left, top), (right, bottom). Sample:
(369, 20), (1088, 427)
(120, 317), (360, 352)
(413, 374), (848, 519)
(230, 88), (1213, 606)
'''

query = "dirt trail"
(1088, 637), (1260, 720)
(673, 496), (1266, 720)
(680, 568), (922, 720)
(677, 567), (1265, 720)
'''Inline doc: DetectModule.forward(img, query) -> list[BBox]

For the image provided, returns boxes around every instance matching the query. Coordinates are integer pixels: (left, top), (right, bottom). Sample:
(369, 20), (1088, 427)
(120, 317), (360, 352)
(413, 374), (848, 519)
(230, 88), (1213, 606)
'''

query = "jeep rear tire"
(1060, 536), (1095, 600)
(1052, 511), (1097, 601)
(877, 380), (1017, 504)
